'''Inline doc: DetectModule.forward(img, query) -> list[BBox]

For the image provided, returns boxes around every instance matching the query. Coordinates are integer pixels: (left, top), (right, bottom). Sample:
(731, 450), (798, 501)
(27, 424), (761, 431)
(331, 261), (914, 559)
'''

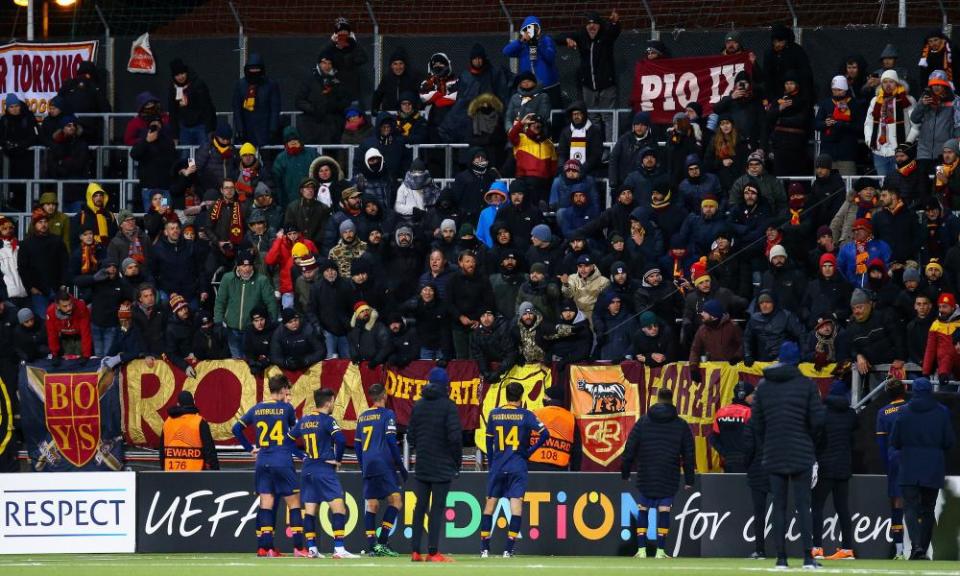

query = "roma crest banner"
(569, 365), (640, 470)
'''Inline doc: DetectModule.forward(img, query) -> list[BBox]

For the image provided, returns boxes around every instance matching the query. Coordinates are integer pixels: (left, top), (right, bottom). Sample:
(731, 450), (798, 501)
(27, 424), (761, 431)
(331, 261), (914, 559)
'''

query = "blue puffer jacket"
(502, 16), (559, 88)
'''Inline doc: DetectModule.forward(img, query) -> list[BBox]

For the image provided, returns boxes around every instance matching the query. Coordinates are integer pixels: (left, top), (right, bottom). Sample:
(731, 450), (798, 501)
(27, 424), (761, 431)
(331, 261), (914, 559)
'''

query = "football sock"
(304, 513), (317, 549)
(892, 507), (904, 552)
(257, 508), (275, 550)
(379, 506), (399, 546)
(657, 510), (670, 550)
(364, 510), (377, 549)
(332, 512), (346, 549)
(506, 515), (522, 554)
(289, 507), (304, 549)
(480, 514), (493, 552)
(637, 507), (649, 547)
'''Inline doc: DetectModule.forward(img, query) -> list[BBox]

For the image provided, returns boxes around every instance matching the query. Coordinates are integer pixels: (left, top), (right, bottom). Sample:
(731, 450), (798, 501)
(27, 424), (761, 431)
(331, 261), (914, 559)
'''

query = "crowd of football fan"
(0, 15), (958, 392)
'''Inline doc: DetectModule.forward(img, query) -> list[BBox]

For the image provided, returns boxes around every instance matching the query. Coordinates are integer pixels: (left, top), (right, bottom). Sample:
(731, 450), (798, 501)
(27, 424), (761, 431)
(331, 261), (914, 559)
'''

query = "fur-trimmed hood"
(350, 306), (379, 330)
(468, 93), (504, 117)
(309, 155), (344, 182)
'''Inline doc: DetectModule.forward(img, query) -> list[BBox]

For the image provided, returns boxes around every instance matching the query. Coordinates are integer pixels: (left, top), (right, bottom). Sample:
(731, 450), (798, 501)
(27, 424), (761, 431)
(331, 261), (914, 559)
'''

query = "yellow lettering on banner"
(123, 359), (177, 444)
(188, 360), (259, 441)
(48, 381), (69, 411)
(475, 364), (549, 451)
(524, 492), (550, 526)
(333, 363), (368, 431)
(264, 363), (323, 415)
(49, 423), (72, 449)
(77, 422), (97, 450)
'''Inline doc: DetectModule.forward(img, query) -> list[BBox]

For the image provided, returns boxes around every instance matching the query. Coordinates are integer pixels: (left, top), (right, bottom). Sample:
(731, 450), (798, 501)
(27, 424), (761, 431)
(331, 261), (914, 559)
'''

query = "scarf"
(712, 130), (737, 160)
(0, 233), (16, 252)
(827, 96), (852, 136)
(854, 236), (872, 276)
(236, 163), (259, 201)
(897, 158), (918, 176)
(568, 119), (592, 164)
(284, 142), (303, 156)
(814, 327), (837, 365)
(213, 139), (233, 158)
(764, 232), (783, 257)
(175, 84), (189, 107)
(920, 41), (954, 82)
(345, 115), (366, 132)
(80, 244), (98, 275)
(855, 195), (877, 219)
(927, 217), (944, 257)
(126, 231), (145, 264)
(243, 84), (257, 112)
(651, 191), (672, 210)
(209, 199), (244, 245)
(870, 86), (909, 148)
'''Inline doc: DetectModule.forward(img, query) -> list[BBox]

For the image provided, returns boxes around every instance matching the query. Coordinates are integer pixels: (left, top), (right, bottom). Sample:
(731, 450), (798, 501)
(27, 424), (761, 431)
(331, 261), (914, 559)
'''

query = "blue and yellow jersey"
(234, 400), (297, 467)
(486, 405), (546, 475)
(356, 407), (402, 478)
(875, 398), (906, 470)
(289, 412), (344, 471)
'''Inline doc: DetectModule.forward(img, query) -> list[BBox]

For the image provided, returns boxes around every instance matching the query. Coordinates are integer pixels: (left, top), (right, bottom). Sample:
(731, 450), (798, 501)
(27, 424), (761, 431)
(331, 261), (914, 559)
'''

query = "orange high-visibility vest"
(162, 413), (205, 471)
(529, 405), (574, 468)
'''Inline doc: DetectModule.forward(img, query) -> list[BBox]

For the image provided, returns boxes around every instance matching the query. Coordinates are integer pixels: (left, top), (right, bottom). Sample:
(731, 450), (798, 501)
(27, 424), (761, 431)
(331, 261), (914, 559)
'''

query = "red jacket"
(46, 298), (93, 358)
(508, 121), (557, 180)
(264, 236), (318, 294)
(922, 309), (960, 377)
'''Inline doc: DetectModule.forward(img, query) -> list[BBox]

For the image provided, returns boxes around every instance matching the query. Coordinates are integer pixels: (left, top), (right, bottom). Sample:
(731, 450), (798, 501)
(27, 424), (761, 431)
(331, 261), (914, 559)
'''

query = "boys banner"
(568, 361), (838, 473)
(18, 359), (124, 471)
(474, 364), (551, 451)
(0, 41), (98, 114)
(629, 52), (752, 124)
(120, 359), (482, 449)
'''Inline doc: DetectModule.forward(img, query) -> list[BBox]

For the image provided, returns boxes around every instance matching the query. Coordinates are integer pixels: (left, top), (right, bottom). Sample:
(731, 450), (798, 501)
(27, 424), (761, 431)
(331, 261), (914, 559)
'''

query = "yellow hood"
(86, 182), (108, 211)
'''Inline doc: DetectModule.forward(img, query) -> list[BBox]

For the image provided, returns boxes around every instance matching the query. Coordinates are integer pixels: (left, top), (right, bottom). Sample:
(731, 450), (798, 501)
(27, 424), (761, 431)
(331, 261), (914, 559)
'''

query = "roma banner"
(384, 360), (481, 429)
(569, 365), (640, 471)
(474, 364), (550, 452)
(0, 41), (98, 115)
(736, 361), (838, 397)
(18, 359), (123, 471)
(121, 358), (376, 448)
(629, 52), (752, 124)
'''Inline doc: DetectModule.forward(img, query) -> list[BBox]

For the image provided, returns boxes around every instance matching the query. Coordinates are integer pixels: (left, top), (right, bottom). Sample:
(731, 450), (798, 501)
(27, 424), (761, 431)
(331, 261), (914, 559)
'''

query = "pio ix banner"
(136, 471), (914, 558)
(0, 41), (98, 115)
(629, 52), (752, 124)
(567, 361), (838, 472)
(17, 359), (124, 472)
(120, 358), (482, 448)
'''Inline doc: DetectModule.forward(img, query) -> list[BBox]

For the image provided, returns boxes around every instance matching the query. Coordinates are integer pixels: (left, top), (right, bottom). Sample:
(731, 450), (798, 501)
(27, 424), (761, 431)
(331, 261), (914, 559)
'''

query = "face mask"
(472, 159), (489, 172)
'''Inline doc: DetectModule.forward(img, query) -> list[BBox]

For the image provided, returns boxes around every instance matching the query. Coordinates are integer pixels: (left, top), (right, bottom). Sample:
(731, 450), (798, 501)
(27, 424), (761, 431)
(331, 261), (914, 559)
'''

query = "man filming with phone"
(129, 93), (177, 212)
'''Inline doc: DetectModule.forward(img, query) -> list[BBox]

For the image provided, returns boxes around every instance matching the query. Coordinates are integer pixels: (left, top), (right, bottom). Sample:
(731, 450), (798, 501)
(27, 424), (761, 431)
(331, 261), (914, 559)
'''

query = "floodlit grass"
(0, 554), (958, 576)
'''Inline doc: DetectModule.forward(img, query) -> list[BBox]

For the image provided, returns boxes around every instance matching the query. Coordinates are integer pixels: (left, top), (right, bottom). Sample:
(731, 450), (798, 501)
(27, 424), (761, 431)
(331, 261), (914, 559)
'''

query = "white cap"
(831, 75), (849, 91)
(768, 244), (787, 262)
(880, 69), (900, 83)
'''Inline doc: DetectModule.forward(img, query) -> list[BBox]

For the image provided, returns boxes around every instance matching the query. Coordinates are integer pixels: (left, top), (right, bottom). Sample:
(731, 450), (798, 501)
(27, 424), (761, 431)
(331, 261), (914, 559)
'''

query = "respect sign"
(0, 41), (98, 115)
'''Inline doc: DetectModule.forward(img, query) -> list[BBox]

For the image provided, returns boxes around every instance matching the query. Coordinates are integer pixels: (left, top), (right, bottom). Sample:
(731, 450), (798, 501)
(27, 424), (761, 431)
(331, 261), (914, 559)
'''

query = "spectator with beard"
(512, 301), (552, 366)
(204, 179), (248, 268)
(907, 293), (935, 365)
(271, 308), (325, 370)
(19, 209), (69, 317)
(516, 262), (561, 323)
(679, 155), (721, 214)
(561, 255), (609, 328)
(348, 301), (392, 368)
(143, 190), (181, 242)
(630, 311), (673, 367)
(609, 112), (657, 191)
(429, 218), (459, 268)
(164, 294), (199, 375)
(244, 306), (275, 375)
(556, 11), (620, 109)
(328, 219), (367, 279)
(800, 253), (852, 328)
(635, 264), (683, 328)
(470, 308), (515, 382)
(675, 196), (728, 261)
(689, 298), (743, 374)
(231, 54), (281, 147)
(383, 226), (422, 307)
(592, 292), (635, 361)
(934, 139), (960, 209)
(214, 250), (277, 358)
(884, 144), (929, 208)
(873, 185), (922, 269)
(847, 288), (906, 377)
(815, 76), (860, 175)
(284, 177), (330, 250)
(401, 283), (454, 361)
(46, 288), (92, 360)
(244, 183), (284, 235)
(921, 292), (960, 384)
(167, 58), (216, 148)
(488, 251), (523, 320)
(760, 245), (806, 315)
(296, 48), (348, 145)
(373, 48), (418, 114)
(558, 101), (604, 176)
(108, 210), (152, 270)
(307, 259), (353, 359)
(447, 250), (495, 358)
(743, 290), (805, 365)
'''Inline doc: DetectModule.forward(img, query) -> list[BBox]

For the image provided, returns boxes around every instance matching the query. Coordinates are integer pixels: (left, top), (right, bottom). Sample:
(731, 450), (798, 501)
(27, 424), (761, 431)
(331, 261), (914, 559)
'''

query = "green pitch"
(1, 555), (959, 576)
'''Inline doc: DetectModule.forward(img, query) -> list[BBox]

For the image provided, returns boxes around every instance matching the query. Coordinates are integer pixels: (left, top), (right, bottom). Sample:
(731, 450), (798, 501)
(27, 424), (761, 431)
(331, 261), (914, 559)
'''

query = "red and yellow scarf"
(209, 199), (244, 245)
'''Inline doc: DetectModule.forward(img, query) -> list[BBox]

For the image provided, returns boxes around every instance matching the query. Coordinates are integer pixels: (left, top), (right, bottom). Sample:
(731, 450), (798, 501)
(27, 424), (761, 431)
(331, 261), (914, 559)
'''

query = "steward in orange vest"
(160, 391), (219, 471)
(528, 399), (579, 471)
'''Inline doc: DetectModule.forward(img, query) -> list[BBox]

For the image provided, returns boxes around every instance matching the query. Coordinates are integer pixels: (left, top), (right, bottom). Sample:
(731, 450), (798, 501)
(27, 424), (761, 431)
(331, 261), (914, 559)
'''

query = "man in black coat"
(308, 259), (353, 359)
(621, 387), (696, 559)
(270, 308), (326, 371)
(407, 367), (462, 561)
(556, 11), (621, 109)
(847, 288), (906, 376)
(446, 250), (496, 358)
(743, 290), (805, 365)
(347, 301), (392, 368)
(811, 381), (859, 560)
(384, 313), (419, 368)
(470, 309), (516, 383)
(891, 377), (956, 560)
(243, 306), (274, 375)
(750, 341), (825, 569)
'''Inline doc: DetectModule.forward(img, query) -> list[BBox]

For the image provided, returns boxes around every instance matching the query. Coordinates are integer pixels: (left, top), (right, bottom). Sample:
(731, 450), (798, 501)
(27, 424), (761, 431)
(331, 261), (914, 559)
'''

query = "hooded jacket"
(609, 129), (658, 189)
(910, 88), (958, 160)
(347, 307), (392, 366)
(743, 298), (805, 363)
(73, 183), (117, 247)
(372, 48), (420, 112)
(231, 53), (281, 147)
(408, 377), (463, 482)
(922, 306), (960, 377)
(621, 401), (696, 498)
(503, 16), (559, 88)
(816, 391), (859, 480)
(356, 113), (411, 181)
(45, 297), (93, 357)
(167, 67), (217, 136)
(891, 389), (955, 488)
(271, 127), (320, 207)
(558, 101), (605, 174)
(503, 81), (553, 131)
(295, 63), (348, 144)
(751, 362), (825, 475)
(592, 298), (636, 361)
(689, 314), (743, 366)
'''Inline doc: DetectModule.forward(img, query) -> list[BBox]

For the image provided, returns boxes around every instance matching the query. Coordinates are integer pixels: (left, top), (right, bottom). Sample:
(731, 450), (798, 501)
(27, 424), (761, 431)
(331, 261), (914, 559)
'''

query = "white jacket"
(0, 240), (26, 299)
(394, 184), (425, 217)
(863, 92), (917, 157)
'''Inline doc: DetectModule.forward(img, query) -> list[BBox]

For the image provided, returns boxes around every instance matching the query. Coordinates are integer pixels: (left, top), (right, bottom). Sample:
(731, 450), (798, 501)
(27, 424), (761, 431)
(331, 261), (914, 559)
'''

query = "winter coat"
(809, 169), (847, 228)
(909, 93), (959, 160)
(558, 117), (605, 175)
(678, 173), (722, 214)
(271, 133), (320, 207)
(308, 275), (353, 337)
(295, 68), (348, 144)
(167, 72), (216, 135)
(213, 270), (278, 331)
(891, 392), (956, 488)
(470, 315), (516, 380)
(408, 381), (463, 482)
(503, 16), (559, 88)
(836, 237), (892, 287)
(106, 228), (152, 270)
(846, 306), (905, 364)
(503, 85), (553, 132)
(630, 319), (674, 367)
(546, 313), (593, 365)
(194, 139), (240, 195)
(372, 49), (420, 113)
(264, 236), (318, 294)
(516, 278), (562, 323)
(72, 269), (125, 327)
(608, 130), (658, 189)
(192, 325), (230, 361)
(347, 308), (392, 366)
(728, 172), (787, 218)
(109, 324), (147, 363)
(621, 401), (696, 498)
(872, 203), (922, 264)
(45, 297), (93, 357)
(907, 315), (934, 365)
(922, 308), (960, 377)
(356, 114), (411, 181)
(446, 269), (495, 321)
(14, 322), (48, 362)
(385, 321), (420, 367)
(231, 54), (281, 147)
(489, 271), (524, 320)
(150, 238), (202, 300)
(689, 315), (743, 366)
(816, 393), (858, 480)
(561, 266), (611, 322)
(816, 95), (861, 161)
(132, 304), (165, 355)
(800, 274), (852, 328)
(750, 363), (825, 475)
(558, 20), (621, 92)
(326, 35), (367, 104)
(46, 133), (90, 180)
(164, 312), (197, 370)
(760, 265), (807, 316)
(743, 308), (805, 363)
(864, 91), (915, 158)
(713, 94), (768, 150)
(576, 200), (637, 243)
(244, 322), (275, 372)
(270, 321), (325, 370)
(18, 233), (68, 294)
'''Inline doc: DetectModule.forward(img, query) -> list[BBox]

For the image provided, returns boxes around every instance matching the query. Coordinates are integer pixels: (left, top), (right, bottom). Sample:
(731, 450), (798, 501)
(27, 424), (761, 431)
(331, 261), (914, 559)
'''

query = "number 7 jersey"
(238, 400), (298, 467)
(486, 405), (545, 475)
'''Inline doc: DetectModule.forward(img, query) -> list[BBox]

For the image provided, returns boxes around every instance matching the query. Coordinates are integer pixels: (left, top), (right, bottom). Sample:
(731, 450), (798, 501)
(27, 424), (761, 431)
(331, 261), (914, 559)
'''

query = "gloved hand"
(742, 358), (755, 368)
(185, 365), (197, 379)
(101, 355), (122, 370)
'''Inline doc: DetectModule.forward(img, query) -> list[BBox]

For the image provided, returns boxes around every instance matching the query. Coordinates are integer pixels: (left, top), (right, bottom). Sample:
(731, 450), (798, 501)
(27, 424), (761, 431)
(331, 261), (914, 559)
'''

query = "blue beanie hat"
(912, 377), (932, 394)
(633, 111), (651, 126)
(531, 224), (552, 243)
(214, 119), (233, 139)
(428, 367), (450, 388)
(702, 299), (724, 319)
(5, 93), (22, 107)
(777, 341), (800, 365)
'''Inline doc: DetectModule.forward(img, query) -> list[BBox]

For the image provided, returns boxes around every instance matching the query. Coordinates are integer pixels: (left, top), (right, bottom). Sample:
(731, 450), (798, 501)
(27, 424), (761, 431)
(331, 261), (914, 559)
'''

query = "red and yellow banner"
(569, 365), (640, 470)
(384, 360), (481, 429)
(475, 364), (551, 451)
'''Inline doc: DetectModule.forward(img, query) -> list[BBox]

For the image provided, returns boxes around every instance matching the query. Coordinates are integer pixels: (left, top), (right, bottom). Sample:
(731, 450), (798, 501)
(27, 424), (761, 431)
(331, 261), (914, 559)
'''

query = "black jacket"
(73, 268), (125, 327)
(743, 308), (805, 363)
(309, 275), (353, 336)
(348, 314), (392, 367)
(800, 274), (852, 328)
(469, 315), (516, 381)
(846, 307), (906, 364)
(14, 322), (48, 362)
(401, 296), (454, 356)
(816, 393), (858, 480)
(192, 325), (230, 361)
(18, 233), (68, 294)
(132, 305), (166, 355)
(167, 73), (217, 135)
(408, 381), (462, 482)
(446, 270), (495, 322)
(164, 312), (196, 370)
(386, 322), (420, 367)
(557, 21), (621, 92)
(150, 238), (202, 300)
(751, 363), (825, 475)
(130, 133), (178, 190)
(270, 322), (325, 370)
(244, 321), (275, 374)
(621, 402), (696, 498)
